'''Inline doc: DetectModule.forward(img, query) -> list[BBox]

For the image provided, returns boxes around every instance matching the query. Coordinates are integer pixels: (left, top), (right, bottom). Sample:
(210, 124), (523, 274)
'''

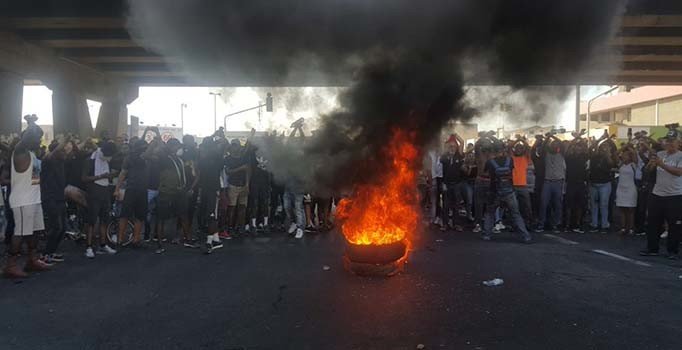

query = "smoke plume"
(127, 0), (626, 192)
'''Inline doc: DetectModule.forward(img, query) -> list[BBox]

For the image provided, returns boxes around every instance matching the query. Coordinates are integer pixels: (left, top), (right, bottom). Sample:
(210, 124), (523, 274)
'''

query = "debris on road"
(416, 344), (425, 349)
(322, 265), (331, 271)
(482, 278), (504, 287)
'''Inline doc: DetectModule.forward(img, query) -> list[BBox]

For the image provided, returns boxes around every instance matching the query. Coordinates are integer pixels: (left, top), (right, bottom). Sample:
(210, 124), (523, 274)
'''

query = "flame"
(337, 129), (419, 246)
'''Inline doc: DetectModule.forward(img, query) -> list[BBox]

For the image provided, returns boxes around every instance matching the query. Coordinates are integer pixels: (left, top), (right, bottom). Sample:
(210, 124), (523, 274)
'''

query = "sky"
(22, 85), (612, 137)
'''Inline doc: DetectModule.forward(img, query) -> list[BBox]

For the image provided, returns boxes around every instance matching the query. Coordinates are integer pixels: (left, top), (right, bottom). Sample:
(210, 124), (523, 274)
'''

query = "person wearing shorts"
(224, 141), (250, 234)
(82, 141), (118, 258)
(153, 138), (194, 253)
(3, 116), (51, 278)
(114, 139), (149, 247)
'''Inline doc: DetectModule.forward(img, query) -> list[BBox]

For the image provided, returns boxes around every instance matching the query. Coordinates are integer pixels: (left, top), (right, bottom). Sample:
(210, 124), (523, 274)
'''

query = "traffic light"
(265, 93), (273, 112)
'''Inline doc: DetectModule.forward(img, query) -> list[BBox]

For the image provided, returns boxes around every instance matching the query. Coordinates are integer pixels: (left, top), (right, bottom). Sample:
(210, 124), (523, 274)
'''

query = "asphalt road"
(1, 226), (681, 350)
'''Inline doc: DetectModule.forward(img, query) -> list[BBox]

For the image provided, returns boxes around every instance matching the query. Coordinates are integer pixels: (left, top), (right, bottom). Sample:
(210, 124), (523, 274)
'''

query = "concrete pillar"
(95, 85), (138, 139)
(51, 86), (93, 138)
(0, 72), (23, 135)
(95, 96), (128, 139)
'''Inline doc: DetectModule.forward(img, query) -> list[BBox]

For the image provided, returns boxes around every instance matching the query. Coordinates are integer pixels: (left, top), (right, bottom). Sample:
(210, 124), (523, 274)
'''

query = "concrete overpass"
(1, 1), (682, 137)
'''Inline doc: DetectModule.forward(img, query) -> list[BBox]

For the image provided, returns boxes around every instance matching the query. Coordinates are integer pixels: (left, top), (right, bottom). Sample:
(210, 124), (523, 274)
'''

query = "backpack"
(490, 158), (514, 196)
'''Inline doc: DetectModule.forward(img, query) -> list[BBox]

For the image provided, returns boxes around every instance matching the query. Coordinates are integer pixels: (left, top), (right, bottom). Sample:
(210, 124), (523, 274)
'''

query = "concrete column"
(95, 96), (128, 138)
(0, 72), (23, 135)
(51, 86), (93, 138)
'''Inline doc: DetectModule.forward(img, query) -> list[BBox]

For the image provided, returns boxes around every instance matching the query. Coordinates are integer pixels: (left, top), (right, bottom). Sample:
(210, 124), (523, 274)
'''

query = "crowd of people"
(424, 125), (682, 259)
(0, 115), (333, 278)
(1, 113), (681, 279)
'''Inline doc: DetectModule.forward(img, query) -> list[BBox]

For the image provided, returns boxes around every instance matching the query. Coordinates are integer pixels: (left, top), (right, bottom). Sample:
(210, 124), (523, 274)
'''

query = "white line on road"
(543, 234), (580, 245)
(592, 249), (652, 267)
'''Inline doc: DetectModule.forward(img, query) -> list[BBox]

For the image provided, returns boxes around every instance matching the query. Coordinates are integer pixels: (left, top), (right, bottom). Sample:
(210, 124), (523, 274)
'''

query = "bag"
(490, 158), (514, 196)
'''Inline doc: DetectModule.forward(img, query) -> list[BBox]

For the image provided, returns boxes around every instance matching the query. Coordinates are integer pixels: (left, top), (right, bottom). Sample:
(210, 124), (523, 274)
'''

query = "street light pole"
(180, 103), (187, 136)
(209, 92), (221, 132)
(586, 86), (619, 138)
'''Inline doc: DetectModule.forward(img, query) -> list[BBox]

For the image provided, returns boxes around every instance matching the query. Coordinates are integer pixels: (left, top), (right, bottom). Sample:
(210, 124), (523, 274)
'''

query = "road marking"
(592, 249), (652, 267)
(543, 234), (579, 245)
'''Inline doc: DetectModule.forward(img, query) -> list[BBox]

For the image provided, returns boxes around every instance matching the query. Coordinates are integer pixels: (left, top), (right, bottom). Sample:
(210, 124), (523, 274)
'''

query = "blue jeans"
(514, 186), (533, 225)
(283, 190), (305, 229)
(483, 192), (531, 240)
(590, 182), (611, 229)
(538, 180), (564, 229)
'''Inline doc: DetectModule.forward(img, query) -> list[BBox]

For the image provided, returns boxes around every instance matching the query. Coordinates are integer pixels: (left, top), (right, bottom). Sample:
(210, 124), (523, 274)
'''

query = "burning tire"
(344, 240), (408, 277)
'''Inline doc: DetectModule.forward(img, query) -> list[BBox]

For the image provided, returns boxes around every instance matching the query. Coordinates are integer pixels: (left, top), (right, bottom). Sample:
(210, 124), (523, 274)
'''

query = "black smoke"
(127, 0), (626, 192)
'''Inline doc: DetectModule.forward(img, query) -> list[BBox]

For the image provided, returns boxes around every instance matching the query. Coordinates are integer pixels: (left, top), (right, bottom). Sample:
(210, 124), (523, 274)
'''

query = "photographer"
(640, 126), (682, 260)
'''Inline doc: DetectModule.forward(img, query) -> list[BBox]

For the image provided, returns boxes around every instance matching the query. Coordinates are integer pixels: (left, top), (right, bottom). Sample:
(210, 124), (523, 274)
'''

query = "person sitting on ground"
(82, 140), (118, 258)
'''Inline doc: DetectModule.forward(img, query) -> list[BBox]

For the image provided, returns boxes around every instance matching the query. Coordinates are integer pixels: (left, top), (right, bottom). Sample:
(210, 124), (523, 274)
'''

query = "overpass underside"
(1, 1), (682, 137)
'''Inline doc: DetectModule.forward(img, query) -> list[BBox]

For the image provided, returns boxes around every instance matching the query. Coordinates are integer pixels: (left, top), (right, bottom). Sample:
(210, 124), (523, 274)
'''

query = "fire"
(336, 129), (419, 246)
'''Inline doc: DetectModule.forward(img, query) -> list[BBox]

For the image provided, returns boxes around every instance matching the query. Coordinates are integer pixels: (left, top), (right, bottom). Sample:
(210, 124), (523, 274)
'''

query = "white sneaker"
(97, 245), (117, 255)
(660, 231), (669, 239)
(434, 217), (442, 226)
(473, 224), (482, 233)
(110, 235), (118, 244)
(85, 247), (95, 259)
(288, 223), (297, 234)
(295, 228), (304, 239)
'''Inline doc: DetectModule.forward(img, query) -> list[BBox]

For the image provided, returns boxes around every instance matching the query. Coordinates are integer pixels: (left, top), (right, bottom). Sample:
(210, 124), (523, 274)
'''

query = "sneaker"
(635, 231), (646, 236)
(211, 239), (224, 249)
(97, 245), (117, 255)
(155, 247), (166, 254)
(481, 235), (492, 241)
(551, 226), (561, 233)
(493, 226), (501, 234)
(204, 242), (213, 255)
(660, 231), (669, 239)
(295, 228), (304, 239)
(38, 256), (56, 267)
(666, 253), (680, 260)
(494, 222), (506, 231)
(639, 249), (659, 257)
(287, 223), (297, 234)
(49, 253), (65, 262)
(110, 235), (118, 244)
(218, 231), (232, 240)
(305, 225), (317, 233)
(588, 226), (600, 233)
(183, 240), (199, 249)
(534, 226), (545, 233)
(572, 228), (585, 234)
(85, 247), (95, 259)
(434, 217), (443, 226)
(473, 224), (482, 233)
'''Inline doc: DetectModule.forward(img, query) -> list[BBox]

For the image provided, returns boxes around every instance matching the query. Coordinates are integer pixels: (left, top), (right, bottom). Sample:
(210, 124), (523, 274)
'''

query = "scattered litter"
(417, 344), (425, 349)
(435, 239), (444, 242)
(482, 278), (504, 287)
(322, 265), (331, 271)
(678, 275), (682, 279)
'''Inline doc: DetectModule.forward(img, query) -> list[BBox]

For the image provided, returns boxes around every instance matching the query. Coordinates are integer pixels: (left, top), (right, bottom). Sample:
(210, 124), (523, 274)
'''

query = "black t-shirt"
(41, 157), (65, 201)
(82, 158), (110, 193)
(250, 167), (270, 189)
(198, 152), (224, 192)
(589, 154), (614, 184)
(440, 153), (464, 184)
(147, 159), (161, 190)
(65, 151), (88, 189)
(225, 155), (248, 187)
(122, 154), (148, 191)
(565, 153), (588, 184)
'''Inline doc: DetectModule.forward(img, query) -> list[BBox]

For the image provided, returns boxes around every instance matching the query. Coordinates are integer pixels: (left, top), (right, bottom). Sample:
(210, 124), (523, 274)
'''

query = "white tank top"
(9, 151), (42, 208)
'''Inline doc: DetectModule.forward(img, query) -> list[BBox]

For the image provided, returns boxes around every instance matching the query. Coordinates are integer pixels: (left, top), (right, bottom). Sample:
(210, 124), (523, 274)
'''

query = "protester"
(197, 135), (226, 254)
(41, 136), (73, 263)
(82, 140), (118, 258)
(615, 148), (639, 235)
(440, 134), (466, 231)
(509, 136), (533, 226)
(564, 134), (589, 233)
(588, 133), (617, 233)
(640, 129), (682, 260)
(427, 145), (444, 227)
(481, 141), (532, 243)
(2, 115), (51, 278)
(473, 132), (496, 233)
(535, 134), (566, 233)
(225, 139), (251, 235)
(114, 139), (150, 247)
